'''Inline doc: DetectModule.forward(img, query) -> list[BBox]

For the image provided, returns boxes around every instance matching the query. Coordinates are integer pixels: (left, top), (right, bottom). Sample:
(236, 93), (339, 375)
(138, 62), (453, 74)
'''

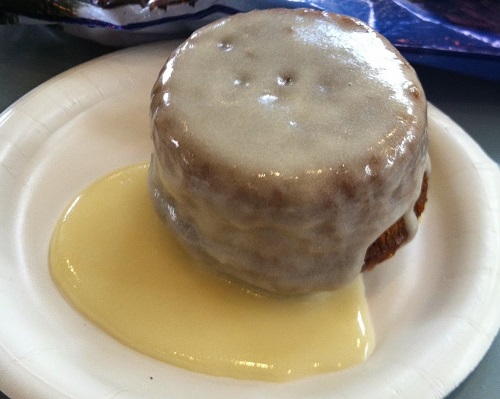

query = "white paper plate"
(0, 42), (499, 399)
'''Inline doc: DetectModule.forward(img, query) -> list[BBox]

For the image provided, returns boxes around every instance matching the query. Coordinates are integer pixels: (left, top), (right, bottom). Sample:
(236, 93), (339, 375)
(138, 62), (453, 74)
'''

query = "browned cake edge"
(362, 172), (429, 271)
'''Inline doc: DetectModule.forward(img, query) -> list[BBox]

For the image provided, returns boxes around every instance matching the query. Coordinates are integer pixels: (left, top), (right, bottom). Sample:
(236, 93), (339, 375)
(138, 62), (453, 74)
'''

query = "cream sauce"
(50, 164), (375, 382)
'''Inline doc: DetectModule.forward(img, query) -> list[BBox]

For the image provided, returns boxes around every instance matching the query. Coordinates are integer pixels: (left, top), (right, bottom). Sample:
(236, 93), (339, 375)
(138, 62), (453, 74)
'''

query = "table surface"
(0, 24), (499, 399)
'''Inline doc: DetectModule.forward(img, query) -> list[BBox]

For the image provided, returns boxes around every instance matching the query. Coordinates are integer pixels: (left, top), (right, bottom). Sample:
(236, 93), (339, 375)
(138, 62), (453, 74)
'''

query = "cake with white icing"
(149, 8), (429, 295)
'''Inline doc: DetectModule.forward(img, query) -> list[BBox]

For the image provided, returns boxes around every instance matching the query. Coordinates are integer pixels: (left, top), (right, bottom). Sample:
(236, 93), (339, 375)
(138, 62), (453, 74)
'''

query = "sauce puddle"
(50, 163), (374, 381)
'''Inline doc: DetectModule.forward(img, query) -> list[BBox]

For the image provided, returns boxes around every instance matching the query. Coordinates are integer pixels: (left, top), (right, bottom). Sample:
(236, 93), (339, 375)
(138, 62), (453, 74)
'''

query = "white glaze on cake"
(149, 9), (428, 294)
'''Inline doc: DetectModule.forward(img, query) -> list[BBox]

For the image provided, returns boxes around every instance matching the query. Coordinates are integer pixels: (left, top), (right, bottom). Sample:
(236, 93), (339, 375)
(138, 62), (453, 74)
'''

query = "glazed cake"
(149, 8), (429, 295)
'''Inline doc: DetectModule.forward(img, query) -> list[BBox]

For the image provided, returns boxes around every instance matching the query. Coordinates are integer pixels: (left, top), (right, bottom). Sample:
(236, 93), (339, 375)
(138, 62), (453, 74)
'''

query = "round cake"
(149, 8), (429, 295)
